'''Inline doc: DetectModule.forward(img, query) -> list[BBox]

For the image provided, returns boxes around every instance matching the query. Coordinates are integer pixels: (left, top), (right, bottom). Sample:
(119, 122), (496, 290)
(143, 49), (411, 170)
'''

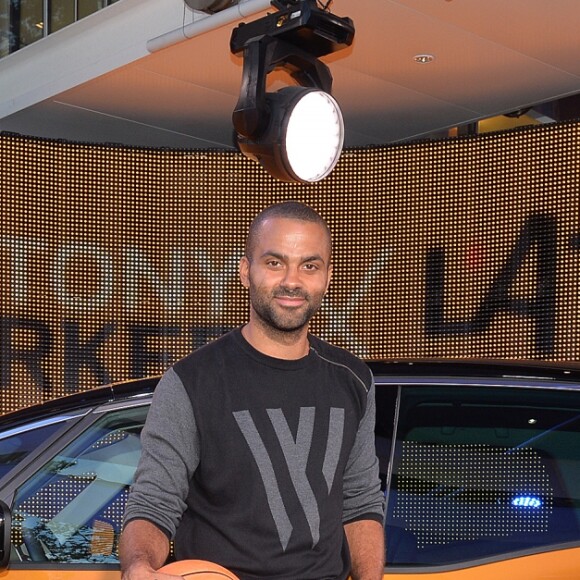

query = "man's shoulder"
(174, 328), (239, 372)
(308, 335), (372, 389)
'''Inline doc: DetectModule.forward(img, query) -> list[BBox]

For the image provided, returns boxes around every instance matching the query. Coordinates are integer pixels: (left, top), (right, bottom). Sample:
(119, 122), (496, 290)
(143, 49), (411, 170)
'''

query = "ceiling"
(2, 0), (580, 149)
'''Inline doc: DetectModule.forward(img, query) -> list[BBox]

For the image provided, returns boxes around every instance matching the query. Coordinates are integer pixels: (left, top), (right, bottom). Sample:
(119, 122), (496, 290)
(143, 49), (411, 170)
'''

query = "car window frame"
(0, 409), (92, 495)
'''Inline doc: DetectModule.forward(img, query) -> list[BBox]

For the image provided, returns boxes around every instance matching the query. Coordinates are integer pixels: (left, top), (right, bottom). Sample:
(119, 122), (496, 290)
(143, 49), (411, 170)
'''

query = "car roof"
(368, 359), (580, 389)
(368, 359), (580, 378)
(0, 375), (159, 432)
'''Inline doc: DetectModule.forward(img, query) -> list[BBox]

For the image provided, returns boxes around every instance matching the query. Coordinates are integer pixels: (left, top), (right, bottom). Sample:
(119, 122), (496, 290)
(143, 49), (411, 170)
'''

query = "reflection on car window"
(384, 385), (580, 567)
(10, 404), (148, 565)
(0, 420), (71, 480)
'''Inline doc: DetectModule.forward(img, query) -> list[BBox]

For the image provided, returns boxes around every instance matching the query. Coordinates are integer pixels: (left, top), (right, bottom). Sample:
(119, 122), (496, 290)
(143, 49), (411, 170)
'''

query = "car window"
(384, 385), (580, 567)
(9, 404), (148, 565)
(0, 418), (75, 481)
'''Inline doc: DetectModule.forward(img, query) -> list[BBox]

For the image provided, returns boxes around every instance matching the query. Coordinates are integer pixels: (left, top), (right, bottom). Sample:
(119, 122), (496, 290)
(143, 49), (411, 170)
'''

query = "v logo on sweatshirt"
(233, 407), (345, 551)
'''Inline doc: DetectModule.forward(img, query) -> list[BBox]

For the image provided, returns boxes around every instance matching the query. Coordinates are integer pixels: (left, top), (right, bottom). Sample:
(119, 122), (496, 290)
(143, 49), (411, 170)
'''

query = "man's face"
(240, 217), (332, 333)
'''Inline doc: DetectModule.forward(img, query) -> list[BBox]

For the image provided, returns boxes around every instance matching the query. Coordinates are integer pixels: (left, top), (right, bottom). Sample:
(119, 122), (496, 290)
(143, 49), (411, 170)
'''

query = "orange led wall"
(0, 121), (578, 413)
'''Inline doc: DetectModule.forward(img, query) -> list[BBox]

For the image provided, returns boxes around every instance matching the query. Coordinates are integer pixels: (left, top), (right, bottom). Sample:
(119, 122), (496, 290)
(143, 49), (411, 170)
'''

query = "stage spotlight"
(230, 0), (354, 183)
(237, 87), (344, 182)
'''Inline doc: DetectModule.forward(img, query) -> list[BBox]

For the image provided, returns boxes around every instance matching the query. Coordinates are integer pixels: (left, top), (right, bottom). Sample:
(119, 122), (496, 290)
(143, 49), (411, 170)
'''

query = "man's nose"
(282, 266), (301, 288)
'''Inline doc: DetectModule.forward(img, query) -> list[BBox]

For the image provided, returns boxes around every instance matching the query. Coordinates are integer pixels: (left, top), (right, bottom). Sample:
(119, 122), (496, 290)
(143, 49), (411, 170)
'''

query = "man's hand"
(120, 519), (178, 580)
(121, 561), (182, 580)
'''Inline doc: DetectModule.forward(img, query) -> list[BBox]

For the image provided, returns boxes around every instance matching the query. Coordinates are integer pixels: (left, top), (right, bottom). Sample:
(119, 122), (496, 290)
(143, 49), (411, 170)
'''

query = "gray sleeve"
(123, 367), (199, 539)
(342, 377), (385, 524)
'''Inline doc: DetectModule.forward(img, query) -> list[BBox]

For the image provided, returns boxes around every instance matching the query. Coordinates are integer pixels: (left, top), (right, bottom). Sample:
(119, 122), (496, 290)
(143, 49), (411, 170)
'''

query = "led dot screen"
(1, 120), (579, 413)
(394, 442), (553, 549)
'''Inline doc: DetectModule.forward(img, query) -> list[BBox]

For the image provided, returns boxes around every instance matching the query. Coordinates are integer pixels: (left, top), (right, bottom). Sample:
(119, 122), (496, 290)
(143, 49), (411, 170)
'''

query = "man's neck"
(241, 321), (310, 360)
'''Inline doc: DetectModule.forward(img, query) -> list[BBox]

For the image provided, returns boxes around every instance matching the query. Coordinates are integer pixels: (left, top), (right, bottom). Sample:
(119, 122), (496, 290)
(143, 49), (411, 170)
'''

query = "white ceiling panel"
(2, 0), (580, 148)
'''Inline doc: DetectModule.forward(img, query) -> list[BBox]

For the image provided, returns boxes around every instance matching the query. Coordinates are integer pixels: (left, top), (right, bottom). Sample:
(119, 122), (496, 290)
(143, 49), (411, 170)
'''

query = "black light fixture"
(230, 0), (354, 183)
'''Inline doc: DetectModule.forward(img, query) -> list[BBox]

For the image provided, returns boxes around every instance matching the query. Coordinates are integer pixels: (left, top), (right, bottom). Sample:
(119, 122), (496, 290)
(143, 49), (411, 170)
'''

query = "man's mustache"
(273, 287), (308, 299)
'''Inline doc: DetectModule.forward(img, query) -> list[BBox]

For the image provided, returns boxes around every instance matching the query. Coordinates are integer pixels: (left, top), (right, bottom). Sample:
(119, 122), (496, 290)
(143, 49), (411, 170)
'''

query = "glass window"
(385, 385), (580, 567)
(78, 0), (101, 20)
(49, 0), (75, 34)
(0, 418), (73, 480)
(1, 0), (121, 57)
(0, 0), (10, 57)
(16, 0), (44, 50)
(9, 404), (148, 564)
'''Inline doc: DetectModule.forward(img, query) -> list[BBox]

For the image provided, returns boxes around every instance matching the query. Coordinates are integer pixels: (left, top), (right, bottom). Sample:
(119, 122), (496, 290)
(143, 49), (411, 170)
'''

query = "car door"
(0, 398), (150, 579)
(376, 378), (580, 579)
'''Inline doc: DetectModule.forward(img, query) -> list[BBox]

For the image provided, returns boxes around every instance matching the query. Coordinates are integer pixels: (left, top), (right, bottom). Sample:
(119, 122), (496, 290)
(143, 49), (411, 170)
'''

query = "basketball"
(158, 559), (240, 579)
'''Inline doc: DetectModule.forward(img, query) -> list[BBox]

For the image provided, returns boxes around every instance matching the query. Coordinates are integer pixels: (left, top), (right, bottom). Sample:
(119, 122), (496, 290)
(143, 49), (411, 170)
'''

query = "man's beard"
(249, 285), (323, 334)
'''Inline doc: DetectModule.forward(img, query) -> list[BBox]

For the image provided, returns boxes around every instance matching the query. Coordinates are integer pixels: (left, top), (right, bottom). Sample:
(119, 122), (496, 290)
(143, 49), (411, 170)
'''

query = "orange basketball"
(158, 559), (240, 579)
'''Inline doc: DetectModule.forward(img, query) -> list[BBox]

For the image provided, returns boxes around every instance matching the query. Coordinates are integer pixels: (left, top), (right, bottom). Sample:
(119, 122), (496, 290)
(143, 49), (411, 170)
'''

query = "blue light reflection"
(511, 495), (542, 508)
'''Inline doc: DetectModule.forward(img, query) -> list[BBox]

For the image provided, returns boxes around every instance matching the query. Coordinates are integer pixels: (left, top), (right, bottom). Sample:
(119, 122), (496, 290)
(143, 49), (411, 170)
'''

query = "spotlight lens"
(284, 90), (344, 182)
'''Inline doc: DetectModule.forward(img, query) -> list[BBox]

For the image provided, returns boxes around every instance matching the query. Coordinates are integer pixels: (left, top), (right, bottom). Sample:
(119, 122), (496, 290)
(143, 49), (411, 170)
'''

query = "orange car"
(0, 361), (578, 579)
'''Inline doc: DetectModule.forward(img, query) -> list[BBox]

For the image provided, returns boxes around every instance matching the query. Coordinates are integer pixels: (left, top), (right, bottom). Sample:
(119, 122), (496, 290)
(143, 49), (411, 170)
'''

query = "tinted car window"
(0, 419), (72, 480)
(385, 385), (580, 567)
(9, 404), (148, 565)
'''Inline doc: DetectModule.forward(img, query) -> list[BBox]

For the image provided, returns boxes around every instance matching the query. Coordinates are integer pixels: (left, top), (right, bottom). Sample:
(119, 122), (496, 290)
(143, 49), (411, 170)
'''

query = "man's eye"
(267, 260), (281, 267)
(303, 263), (318, 270)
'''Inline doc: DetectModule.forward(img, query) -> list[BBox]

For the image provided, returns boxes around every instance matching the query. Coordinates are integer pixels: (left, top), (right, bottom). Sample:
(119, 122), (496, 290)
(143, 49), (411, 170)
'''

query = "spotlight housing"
(237, 86), (344, 182)
(230, 0), (354, 183)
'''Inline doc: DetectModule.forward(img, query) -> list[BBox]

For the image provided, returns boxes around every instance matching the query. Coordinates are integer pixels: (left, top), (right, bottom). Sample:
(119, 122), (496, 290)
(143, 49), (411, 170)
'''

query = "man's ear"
(326, 263), (333, 293)
(239, 256), (250, 288)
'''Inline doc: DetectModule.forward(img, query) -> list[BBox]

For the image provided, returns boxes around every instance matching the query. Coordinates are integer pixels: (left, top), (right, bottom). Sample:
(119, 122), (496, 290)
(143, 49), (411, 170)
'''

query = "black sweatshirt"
(124, 328), (384, 579)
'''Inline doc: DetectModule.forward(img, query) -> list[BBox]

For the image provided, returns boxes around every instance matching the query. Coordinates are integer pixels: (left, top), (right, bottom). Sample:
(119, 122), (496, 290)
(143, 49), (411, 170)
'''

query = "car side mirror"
(0, 499), (11, 568)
